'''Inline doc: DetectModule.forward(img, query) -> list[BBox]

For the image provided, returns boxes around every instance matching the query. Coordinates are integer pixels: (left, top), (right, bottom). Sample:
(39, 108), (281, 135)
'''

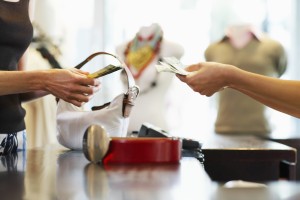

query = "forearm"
(228, 67), (300, 118)
(0, 70), (46, 95)
(240, 89), (300, 118)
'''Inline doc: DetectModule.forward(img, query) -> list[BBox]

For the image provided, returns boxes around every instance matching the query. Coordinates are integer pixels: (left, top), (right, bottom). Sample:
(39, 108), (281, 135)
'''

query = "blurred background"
(23, 0), (300, 148)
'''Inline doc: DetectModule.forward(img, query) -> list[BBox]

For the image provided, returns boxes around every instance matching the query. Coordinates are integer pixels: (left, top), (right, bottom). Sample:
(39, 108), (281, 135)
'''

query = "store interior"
(23, 0), (300, 149)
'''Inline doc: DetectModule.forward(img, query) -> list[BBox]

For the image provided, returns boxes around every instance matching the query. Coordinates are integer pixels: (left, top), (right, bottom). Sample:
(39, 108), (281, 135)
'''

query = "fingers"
(63, 87), (97, 107)
(70, 68), (90, 76)
(185, 63), (201, 72)
(176, 62), (225, 97)
(69, 68), (101, 87)
(78, 75), (101, 87)
(81, 84), (101, 97)
(176, 74), (187, 82)
(70, 82), (101, 106)
(68, 99), (84, 107)
(72, 69), (101, 101)
(176, 63), (202, 81)
(61, 70), (102, 107)
(200, 89), (215, 97)
(198, 86), (226, 97)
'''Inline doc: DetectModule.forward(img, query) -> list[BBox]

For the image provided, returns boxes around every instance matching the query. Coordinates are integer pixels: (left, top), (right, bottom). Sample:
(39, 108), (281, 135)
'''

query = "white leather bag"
(56, 52), (139, 150)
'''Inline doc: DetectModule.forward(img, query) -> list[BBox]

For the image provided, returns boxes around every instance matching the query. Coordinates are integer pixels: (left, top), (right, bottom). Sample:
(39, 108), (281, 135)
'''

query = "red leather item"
(102, 137), (182, 164)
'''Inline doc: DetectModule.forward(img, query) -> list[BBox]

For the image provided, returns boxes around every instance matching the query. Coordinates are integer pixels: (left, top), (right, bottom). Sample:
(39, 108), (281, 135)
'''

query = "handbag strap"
(75, 52), (134, 89)
(75, 52), (139, 117)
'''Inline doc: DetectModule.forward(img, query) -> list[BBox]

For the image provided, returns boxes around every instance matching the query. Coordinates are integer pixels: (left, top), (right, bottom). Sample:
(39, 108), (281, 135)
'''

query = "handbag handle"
(75, 52), (135, 90)
(75, 52), (139, 117)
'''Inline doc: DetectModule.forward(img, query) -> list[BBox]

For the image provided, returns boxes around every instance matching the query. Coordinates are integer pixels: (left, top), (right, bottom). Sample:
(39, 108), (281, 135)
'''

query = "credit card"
(87, 64), (123, 78)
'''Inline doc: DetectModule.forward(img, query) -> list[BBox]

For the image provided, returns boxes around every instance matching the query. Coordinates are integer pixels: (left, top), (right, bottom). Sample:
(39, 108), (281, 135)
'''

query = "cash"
(155, 57), (189, 75)
(87, 64), (123, 78)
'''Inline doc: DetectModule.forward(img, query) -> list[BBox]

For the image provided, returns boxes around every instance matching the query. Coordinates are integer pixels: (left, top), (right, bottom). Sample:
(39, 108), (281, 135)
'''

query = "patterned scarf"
(125, 24), (163, 79)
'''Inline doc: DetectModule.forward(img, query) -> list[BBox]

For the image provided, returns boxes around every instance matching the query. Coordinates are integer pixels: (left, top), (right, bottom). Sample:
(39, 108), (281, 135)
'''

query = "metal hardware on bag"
(123, 85), (139, 117)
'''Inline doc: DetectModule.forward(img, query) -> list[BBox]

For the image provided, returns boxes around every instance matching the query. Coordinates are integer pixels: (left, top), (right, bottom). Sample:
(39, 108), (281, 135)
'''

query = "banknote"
(87, 64), (123, 78)
(155, 57), (189, 75)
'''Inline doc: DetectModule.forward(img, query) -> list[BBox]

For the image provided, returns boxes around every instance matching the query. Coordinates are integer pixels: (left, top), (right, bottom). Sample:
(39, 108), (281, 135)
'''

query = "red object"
(102, 137), (182, 164)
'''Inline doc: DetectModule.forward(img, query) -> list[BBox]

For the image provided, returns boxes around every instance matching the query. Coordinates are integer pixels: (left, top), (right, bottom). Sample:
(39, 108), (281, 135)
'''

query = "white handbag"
(56, 52), (139, 150)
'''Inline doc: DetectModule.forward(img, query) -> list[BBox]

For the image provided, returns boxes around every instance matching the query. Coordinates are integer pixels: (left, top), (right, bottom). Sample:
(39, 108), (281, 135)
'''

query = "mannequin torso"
(226, 24), (256, 49)
(205, 25), (287, 134)
(116, 23), (184, 134)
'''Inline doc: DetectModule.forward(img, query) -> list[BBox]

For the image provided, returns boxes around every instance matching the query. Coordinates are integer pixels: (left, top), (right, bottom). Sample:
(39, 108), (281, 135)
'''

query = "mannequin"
(205, 23), (287, 135)
(116, 23), (184, 134)
(226, 24), (257, 49)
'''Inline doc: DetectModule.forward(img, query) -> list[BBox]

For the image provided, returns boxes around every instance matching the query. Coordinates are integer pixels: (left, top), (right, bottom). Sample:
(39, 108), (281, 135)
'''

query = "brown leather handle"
(75, 52), (139, 117)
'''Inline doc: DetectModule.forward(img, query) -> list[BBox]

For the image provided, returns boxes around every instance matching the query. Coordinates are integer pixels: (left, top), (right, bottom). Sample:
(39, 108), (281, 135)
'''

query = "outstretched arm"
(0, 68), (100, 107)
(176, 62), (300, 118)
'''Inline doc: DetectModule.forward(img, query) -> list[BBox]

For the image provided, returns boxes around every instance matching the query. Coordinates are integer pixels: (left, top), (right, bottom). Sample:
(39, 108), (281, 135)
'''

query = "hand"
(44, 68), (101, 106)
(176, 62), (234, 96)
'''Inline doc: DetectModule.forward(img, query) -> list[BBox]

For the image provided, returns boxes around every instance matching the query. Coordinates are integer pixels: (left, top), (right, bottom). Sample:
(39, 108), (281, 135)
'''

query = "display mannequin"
(205, 23), (287, 135)
(116, 23), (184, 134)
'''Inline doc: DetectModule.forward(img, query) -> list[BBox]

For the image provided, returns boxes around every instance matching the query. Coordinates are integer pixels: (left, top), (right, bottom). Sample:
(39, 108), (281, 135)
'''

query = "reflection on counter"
(2, 147), (299, 200)
(0, 152), (25, 200)
(0, 149), (211, 200)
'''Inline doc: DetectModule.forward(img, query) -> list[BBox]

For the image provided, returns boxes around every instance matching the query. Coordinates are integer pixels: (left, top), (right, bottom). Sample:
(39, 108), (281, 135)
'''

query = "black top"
(0, 0), (33, 133)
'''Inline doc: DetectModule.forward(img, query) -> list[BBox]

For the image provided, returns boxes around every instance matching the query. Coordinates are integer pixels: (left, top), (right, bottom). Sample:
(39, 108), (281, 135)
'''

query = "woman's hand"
(44, 68), (101, 106)
(176, 62), (235, 96)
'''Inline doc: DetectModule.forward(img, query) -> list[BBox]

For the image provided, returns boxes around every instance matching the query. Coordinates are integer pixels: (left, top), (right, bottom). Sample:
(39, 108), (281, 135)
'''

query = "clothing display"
(124, 24), (163, 79)
(205, 25), (287, 134)
(116, 23), (184, 134)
